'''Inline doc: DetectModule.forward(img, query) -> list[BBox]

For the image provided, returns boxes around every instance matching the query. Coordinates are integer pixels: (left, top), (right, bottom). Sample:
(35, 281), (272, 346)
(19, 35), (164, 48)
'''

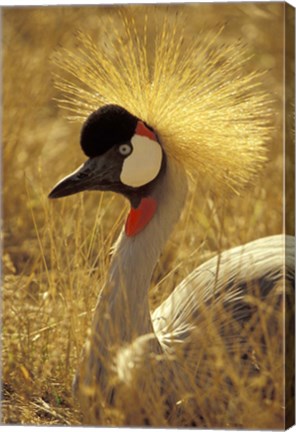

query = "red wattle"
(125, 197), (158, 237)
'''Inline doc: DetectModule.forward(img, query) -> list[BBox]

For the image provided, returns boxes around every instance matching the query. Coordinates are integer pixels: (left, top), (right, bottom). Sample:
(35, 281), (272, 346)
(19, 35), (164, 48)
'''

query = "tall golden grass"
(2, 3), (292, 427)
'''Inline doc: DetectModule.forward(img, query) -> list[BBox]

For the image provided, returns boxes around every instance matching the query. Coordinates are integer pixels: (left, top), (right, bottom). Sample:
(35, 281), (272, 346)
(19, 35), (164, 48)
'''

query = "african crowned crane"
(49, 8), (294, 428)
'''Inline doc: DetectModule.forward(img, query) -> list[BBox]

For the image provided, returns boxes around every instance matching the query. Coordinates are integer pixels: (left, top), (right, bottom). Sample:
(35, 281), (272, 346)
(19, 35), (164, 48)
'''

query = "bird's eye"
(119, 144), (132, 156)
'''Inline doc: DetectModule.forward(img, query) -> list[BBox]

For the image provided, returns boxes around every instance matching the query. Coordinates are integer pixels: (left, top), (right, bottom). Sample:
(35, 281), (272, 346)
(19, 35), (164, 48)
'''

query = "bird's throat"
(125, 197), (158, 237)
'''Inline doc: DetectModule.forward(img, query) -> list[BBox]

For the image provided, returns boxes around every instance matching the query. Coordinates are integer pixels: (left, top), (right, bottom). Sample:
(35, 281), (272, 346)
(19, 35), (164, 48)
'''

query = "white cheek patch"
(120, 135), (163, 187)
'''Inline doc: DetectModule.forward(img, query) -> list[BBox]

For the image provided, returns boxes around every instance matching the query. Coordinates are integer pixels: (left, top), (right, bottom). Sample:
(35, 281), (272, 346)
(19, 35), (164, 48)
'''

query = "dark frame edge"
(285, 1), (295, 429)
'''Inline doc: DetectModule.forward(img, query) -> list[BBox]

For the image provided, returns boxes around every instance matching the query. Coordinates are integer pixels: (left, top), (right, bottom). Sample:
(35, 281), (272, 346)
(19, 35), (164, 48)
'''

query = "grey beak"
(48, 158), (108, 199)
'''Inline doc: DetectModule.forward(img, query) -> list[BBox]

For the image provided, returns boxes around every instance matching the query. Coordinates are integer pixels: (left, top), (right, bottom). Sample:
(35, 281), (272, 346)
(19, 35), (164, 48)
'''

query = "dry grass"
(1, 3), (292, 427)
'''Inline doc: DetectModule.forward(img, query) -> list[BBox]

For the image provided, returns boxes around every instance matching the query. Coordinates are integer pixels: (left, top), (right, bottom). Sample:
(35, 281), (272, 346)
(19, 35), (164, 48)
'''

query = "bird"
(48, 7), (294, 428)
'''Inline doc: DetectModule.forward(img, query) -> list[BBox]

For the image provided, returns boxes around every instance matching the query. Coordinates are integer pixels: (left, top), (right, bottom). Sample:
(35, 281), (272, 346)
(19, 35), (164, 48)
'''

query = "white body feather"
(154, 234), (294, 340)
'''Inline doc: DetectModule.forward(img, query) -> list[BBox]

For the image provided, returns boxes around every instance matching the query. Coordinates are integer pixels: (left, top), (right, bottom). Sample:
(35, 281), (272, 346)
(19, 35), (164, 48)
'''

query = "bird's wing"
(152, 234), (294, 346)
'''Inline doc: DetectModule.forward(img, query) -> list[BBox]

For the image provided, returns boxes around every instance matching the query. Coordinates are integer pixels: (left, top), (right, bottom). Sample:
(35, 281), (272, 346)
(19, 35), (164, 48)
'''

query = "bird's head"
(52, 13), (274, 199)
(49, 104), (166, 209)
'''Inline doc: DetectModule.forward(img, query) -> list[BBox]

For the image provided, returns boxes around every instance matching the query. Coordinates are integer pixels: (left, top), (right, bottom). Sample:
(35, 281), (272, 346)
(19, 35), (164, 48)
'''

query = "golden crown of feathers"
(53, 7), (273, 194)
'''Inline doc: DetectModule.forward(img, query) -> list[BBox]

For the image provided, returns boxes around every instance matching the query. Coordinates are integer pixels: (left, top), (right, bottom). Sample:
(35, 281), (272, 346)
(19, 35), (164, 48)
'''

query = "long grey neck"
(94, 159), (188, 346)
